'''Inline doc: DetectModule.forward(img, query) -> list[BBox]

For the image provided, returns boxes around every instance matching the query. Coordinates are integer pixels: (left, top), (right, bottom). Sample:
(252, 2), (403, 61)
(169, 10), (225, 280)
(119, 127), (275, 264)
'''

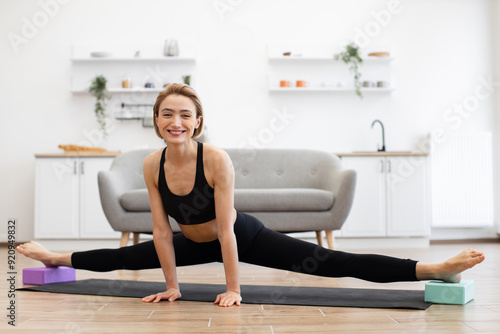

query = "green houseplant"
(182, 75), (191, 86)
(334, 43), (363, 98)
(89, 75), (111, 137)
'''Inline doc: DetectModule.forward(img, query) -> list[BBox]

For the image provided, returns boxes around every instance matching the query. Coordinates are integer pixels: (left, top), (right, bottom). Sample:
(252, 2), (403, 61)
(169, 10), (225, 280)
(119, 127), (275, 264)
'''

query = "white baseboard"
(287, 232), (430, 249)
(29, 234), (429, 252)
(333, 237), (430, 249)
(32, 235), (154, 252)
(431, 227), (499, 241)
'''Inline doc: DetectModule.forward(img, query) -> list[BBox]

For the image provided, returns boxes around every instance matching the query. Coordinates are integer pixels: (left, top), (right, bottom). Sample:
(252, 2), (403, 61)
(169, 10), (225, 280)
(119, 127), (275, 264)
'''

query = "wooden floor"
(2, 241), (499, 333)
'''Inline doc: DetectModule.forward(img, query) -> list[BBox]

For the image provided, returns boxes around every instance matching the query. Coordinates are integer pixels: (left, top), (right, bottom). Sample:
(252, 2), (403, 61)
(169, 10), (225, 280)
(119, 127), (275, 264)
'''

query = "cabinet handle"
(379, 160), (384, 173)
(80, 161), (85, 175)
(387, 160), (392, 173)
(73, 161), (77, 175)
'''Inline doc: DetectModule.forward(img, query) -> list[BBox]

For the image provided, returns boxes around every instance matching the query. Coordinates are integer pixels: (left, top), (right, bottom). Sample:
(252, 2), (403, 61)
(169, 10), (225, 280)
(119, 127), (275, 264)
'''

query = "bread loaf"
(58, 144), (108, 152)
(368, 52), (390, 57)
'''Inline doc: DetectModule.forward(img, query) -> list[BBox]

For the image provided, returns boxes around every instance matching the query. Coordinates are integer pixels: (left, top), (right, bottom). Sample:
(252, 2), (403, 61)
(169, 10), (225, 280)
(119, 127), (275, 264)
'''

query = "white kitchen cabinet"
(386, 156), (429, 236)
(35, 157), (80, 238)
(340, 155), (429, 237)
(340, 157), (386, 237)
(35, 155), (120, 239)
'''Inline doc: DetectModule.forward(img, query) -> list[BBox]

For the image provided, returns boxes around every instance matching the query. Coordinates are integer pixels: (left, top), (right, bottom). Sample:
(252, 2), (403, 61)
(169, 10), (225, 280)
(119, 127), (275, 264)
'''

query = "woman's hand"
(214, 290), (242, 307)
(142, 288), (181, 303)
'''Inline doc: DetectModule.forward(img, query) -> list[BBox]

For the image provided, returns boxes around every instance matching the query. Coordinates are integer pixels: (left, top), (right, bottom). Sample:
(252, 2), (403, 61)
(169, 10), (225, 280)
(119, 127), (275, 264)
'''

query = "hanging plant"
(89, 75), (111, 137)
(334, 43), (363, 98)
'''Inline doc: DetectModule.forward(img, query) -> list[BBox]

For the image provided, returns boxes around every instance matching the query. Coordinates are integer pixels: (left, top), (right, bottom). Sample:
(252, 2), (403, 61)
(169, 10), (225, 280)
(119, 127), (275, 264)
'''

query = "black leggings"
(72, 212), (418, 283)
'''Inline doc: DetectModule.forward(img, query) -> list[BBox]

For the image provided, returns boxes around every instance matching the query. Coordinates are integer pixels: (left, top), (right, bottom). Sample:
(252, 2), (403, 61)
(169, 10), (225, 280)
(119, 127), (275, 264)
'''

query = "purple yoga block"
(23, 266), (76, 285)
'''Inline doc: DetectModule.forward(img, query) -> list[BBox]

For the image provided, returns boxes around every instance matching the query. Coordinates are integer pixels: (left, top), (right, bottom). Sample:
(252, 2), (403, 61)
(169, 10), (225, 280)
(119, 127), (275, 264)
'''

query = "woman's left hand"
(214, 290), (242, 307)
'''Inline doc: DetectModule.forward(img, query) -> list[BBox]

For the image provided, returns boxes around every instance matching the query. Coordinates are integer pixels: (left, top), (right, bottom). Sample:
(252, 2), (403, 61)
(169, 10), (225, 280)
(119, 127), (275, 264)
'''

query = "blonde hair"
(153, 83), (203, 139)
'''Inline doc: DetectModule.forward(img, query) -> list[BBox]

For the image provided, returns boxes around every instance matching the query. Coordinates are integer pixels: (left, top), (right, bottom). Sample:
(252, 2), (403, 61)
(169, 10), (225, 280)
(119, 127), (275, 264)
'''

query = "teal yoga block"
(424, 280), (474, 305)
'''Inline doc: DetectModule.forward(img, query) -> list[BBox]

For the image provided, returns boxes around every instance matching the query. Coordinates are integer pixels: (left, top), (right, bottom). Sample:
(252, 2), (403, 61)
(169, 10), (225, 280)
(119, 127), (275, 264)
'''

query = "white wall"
(492, 0), (500, 235)
(0, 0), (496, 241)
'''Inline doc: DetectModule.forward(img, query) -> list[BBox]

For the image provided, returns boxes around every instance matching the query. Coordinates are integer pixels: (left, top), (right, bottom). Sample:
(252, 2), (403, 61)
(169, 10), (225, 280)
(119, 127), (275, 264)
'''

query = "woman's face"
(156, 94), (201, 143)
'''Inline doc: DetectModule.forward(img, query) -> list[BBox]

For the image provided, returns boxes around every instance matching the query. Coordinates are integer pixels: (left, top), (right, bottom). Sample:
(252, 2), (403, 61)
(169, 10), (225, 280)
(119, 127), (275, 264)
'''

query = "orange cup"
(280, 80), (293, 88)
(296, 80), (307, 87)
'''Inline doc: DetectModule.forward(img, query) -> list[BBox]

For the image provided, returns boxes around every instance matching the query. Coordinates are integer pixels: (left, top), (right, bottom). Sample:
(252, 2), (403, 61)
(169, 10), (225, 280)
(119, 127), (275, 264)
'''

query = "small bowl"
(362, 81), (374, 88)
(90, 52), (113, 58)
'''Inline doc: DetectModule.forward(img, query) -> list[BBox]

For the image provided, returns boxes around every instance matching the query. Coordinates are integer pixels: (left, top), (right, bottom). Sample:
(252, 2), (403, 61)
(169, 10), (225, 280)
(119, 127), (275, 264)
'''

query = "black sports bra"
(158, 142), (216, 225)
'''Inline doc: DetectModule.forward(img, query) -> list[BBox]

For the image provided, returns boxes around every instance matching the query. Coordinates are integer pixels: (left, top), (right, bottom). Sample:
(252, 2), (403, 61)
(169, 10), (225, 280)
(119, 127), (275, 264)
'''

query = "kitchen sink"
(352, 151), (412, 153)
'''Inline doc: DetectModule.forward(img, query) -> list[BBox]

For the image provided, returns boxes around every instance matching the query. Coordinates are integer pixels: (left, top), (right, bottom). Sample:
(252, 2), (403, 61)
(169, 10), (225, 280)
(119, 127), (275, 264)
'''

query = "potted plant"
(334, 43), (363, 98)
(182, 75), (191, 86)
(89, 75), (111, 137)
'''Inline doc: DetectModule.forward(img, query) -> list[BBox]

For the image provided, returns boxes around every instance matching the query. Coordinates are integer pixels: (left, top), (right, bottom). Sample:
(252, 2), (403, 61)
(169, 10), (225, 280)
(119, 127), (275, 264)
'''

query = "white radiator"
(430, 132), (494, 227)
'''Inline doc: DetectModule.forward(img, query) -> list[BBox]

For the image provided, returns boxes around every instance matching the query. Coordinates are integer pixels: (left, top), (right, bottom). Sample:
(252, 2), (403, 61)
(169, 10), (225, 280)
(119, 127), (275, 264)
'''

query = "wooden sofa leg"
(133, 232), (140, 245)
(120, 232), (130, 247)
(315, 231), (323, 247)
(325, 230), (334, 250)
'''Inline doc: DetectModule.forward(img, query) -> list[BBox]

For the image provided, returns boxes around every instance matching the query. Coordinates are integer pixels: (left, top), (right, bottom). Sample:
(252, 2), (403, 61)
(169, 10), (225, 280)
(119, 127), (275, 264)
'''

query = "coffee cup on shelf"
(377, 81), (389, 88)
(362, 81), (374, 88)
(296, 80), (308, 88)
(280, 80), (293, 88)
(122, 76), (132, 88)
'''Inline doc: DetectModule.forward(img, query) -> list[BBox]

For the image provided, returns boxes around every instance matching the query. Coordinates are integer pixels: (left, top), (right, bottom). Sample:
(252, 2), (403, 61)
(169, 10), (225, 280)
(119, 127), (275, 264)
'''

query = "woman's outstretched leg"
(70, 240), (160, 271)
(17, 233), (224, 272)
(17, 241), (72, 268)
(17, 240), (159, 272)
(240, 227), (485, 283)
(416, 248), (485, 283)
(241, 227), (417, 283)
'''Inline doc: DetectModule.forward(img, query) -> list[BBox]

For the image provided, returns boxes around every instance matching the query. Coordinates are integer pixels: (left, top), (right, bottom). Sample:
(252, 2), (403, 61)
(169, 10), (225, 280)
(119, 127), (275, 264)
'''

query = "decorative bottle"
(163, 40), (169, 56)
(168, 39), (179, 57)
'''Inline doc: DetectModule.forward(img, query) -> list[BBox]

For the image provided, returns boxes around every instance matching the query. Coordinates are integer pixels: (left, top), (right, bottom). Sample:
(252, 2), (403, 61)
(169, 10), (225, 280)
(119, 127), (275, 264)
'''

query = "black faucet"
(371, 120), (386, 152)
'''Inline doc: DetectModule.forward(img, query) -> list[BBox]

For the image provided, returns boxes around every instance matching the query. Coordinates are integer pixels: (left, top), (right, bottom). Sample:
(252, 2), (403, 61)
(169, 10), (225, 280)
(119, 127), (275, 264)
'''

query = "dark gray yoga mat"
(18, 279), (431, 310)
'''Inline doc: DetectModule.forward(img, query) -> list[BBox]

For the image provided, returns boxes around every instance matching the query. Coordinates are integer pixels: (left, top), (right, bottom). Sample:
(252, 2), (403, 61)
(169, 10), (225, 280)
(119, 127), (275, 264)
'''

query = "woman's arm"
(141, 153), (181, 303)
(211, 149), (241, 307)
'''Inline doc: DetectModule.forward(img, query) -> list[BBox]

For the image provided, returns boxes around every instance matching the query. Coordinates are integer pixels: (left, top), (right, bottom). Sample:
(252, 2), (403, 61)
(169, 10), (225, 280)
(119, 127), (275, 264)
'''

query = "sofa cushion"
(234, 188), (334, 212)
(120, 188), (335, 213)
(119, 189), (150, 211)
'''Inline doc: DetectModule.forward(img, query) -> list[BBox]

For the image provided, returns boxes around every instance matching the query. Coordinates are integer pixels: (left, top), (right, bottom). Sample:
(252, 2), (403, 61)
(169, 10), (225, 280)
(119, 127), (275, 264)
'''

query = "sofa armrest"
(328, 169), (357, 229)
(98, 170), (128, 232)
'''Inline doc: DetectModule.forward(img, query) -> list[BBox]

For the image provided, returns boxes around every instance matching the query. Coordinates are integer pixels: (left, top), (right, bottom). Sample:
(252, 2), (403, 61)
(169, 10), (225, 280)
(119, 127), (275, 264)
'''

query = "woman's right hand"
(142, 288), (181, 303)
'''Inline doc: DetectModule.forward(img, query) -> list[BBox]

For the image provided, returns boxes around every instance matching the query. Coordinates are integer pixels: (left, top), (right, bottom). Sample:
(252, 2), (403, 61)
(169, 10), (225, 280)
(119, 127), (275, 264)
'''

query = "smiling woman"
(153, 84), (204, 140)
(17, 83), (486, 308)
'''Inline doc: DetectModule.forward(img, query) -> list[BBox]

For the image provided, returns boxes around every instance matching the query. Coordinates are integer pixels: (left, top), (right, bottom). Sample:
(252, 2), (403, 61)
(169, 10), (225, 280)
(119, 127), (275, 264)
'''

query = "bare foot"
(437, 248), (485, 283)
(16, 241), (59, 267)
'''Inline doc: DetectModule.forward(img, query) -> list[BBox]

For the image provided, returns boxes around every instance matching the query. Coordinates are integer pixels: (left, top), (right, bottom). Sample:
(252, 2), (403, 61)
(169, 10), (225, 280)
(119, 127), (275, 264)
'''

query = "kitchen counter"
(35, 151), (121, 158)
(36, 151), (428, 158)
(335, 152), (429, 157)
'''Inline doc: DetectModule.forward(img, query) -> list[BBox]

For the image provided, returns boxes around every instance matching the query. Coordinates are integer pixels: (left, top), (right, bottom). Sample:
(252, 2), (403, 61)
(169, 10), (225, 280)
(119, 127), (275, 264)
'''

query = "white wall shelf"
(269, 56), (394, 62)
(269, 87), (395, 93)
(71, 57), (195, 62)
(267, 43), (394, 94)
(71, 87), (165, 93)
(70, 44), (196, 95)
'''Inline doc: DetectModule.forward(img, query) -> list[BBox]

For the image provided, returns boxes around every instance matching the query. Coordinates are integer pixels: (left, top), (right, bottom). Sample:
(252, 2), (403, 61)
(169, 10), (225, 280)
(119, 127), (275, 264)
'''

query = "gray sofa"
(98, 148), (357, 249)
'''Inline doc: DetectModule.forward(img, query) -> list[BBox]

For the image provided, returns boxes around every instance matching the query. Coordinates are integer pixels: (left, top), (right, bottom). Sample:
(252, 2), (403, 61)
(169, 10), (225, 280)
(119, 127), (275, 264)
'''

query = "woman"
(18, 83), (485, 307)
